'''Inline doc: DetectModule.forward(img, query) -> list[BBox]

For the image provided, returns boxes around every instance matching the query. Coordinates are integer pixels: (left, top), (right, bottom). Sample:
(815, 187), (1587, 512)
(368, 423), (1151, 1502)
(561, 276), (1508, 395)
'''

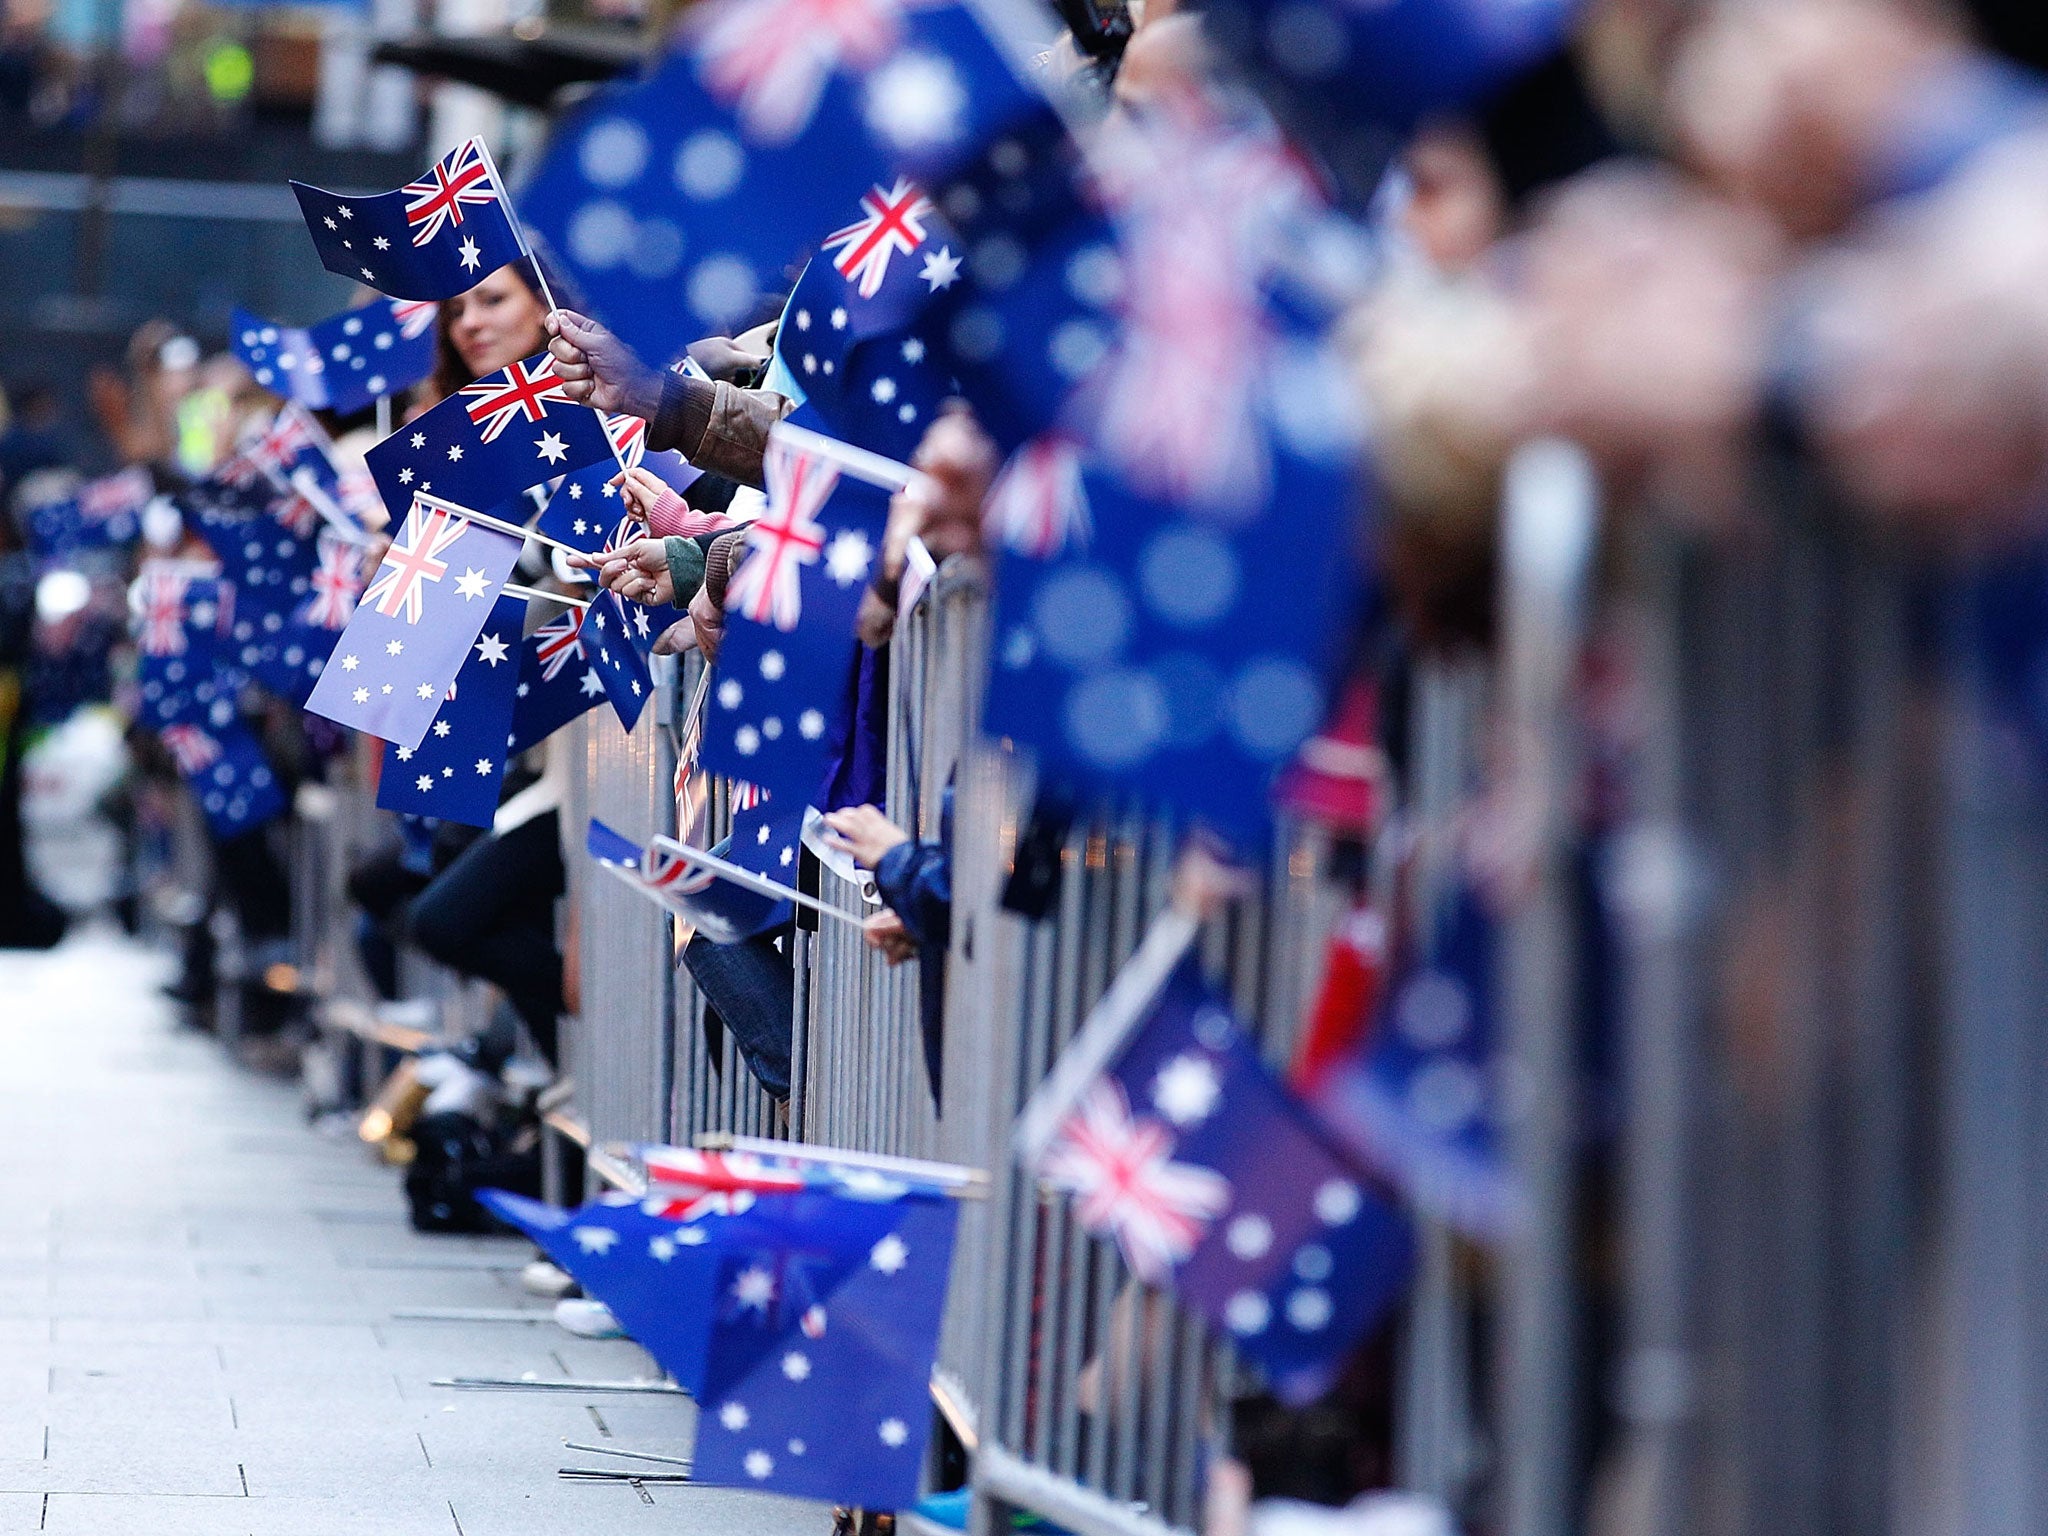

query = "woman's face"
(444, 268), (548, 379)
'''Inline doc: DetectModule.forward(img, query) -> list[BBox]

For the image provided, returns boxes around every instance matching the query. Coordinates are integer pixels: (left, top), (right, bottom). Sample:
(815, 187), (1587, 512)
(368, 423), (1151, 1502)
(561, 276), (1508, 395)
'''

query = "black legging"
(406, 812), (565, 1062)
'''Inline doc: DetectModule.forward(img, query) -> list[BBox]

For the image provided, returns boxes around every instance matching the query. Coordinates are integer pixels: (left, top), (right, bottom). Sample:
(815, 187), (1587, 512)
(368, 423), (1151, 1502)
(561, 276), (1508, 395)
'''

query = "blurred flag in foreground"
(1018, 914), (1415, 1404)
(291, 136), (529, 302)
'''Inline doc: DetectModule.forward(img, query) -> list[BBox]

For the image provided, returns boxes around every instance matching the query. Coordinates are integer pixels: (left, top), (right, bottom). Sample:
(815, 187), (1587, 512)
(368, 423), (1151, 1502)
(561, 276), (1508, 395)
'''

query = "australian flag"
(700, 424), (889, 800)
(133, 564), (234, 728)
(507, 603), (606, 754)
(579, 587), (658, 731)
(304, 495), (525, 750)
(1020, 918), (1415, 1404)
(587, 795), (799, 944)
(535, 413), (698, 558)
(160, 715), (288, 838)
(365, 351), (615, 523)
(376, 595), (525, 827)
(291, 136), (529, 302)
(25, 466), (154, 558)
(769, 245), (952, 462)
(180, 475), (332, 706)
(518, 0), (1041, 371)
(233, 298), (439, 415)
(1314, 884), (1517, 1240)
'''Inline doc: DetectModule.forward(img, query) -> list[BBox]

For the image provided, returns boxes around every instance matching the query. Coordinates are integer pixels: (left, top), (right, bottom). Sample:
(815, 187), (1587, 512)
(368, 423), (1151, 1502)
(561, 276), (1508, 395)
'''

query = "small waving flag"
(161, 716), (288, 838)
(587, 797), (800, 944)
(234, 298), (440, 415)
(365, 352), (614, 522)
(25, 466), (154, 557)
(304, 495), (524, 750)
(291, 136), (529, 302)
(507, 603), (606, 754)
(1018, 915), (1415, 1405)
(376, 594), (526, 827)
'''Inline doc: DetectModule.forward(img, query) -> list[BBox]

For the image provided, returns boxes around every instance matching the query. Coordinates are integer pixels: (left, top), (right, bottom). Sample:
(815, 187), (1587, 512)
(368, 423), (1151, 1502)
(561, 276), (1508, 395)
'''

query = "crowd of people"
(12, 0), (2048, 1527)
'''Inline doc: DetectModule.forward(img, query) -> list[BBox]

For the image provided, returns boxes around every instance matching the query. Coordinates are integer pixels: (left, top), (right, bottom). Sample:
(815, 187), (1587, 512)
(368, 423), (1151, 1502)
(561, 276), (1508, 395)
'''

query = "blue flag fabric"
(375, 595), (527, 827)
(234, 299), (440, 415)
(161, 715), (288, 838)
(692, 1189), (958, 1507)
(518, 0), (1041, 369)
(1027, 929), (1415, 1405)
(1314, 885), (1516, 1239)
(535, 415), (700, 559)
(180, 475), (338, 706)
(770, 252), (952, 462)
(580, 588), (657, 731)
(365, 351), (616, 523)
(25, 467), (154, 558)
(587, 799), (797, 945)
(304, 496), (525, 751)
(133, 566), (237, 730)
(700, 424), (889, 799)
(479, 1189), (733, 1395)
(290, 136), (529, 302)
(508, 603), (607, 755)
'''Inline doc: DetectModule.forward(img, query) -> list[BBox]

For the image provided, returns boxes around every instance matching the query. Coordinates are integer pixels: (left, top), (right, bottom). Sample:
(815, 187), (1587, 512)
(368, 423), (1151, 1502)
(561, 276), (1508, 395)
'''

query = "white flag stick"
(412, 489), (584, 561)
(286, 466), (369, 546)
(643, 834), (868, 929)
(770, 419), (939, 497)
(502, 581), (589, 610)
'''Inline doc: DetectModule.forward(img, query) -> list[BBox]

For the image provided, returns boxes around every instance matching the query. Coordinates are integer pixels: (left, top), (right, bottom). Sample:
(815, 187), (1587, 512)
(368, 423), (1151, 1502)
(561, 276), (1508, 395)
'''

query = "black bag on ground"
(403, 1111), (542, 1233)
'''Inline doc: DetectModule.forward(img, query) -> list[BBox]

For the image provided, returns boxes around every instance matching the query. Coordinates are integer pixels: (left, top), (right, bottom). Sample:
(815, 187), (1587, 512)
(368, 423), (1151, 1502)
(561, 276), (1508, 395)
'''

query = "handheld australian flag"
(507, 602), (606, 754)
(1313, 883), (1517, 1240)
(133, 564), (233, 729)
(769, 246), (952, 463)
(234, 299), (440, 416)
(1019, 914), (1416, 1405)
(580, 587), (657, 732)
(26, 466), (154, 558)
(160, 715), (288, 838)
(517, 0), (1041, 371)
(291, 136), (529, 302)
(587, 795), (800, 945)
(376, 595), (526, 828)
(535, 412), (699, 558)
(365, 351), (615, 523)
(304, 495), (525, 750)
(700, 423), (890, 800)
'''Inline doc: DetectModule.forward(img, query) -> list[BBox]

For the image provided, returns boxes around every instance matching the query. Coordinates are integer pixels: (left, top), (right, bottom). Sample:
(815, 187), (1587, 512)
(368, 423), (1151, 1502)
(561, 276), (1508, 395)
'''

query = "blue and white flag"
(587, 796), (799, 945)
(234, 298), (440, 415)
(1020, 916), (1415, 1405)
(770, 249), (951, 462)
(507, 603), (606, 754)
(580, 587), (657, 731)
(365, 352), (615, 522)
(700, 423), (889, 799)
(535, 413), (699, 558)
(304, 496), (525, 750)
(376, 595), (526, 827)
(133, 564), (235, 729)
(1314, 885), (1517, 1239)
(291, 136), (529, 302)
(518, 0), (1041, 369)
(25, 466), (154, 557)
(159, 716), (287, 838)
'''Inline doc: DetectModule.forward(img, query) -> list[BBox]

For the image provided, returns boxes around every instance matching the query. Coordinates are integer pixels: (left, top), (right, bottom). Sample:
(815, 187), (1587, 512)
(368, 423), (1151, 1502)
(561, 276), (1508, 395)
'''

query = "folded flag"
(304, 495), (525, 750)
(518, 0), (1042, 370)
(507, 602), (607, 754)
(375, 594), (527, 827)
(1313, 883), (1517, 1239)
(586, 795), (800, 944)
(580, 587), (657, 731)
(1018, 914), (1416, 1405)
(233, 298), (439, 415)
(366, 351), (615, 523)
(291, 136), (529, 302)
(700, 422), (891, 799)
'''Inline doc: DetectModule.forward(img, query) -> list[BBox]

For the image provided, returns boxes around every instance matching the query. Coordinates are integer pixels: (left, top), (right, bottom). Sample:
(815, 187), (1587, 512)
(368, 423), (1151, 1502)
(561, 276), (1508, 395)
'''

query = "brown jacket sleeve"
(646, 373), (794, 489)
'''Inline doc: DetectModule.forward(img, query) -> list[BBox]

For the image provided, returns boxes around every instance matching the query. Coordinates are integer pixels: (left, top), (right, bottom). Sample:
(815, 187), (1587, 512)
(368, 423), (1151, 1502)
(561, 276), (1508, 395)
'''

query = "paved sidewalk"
(0, 930), (830, 1536)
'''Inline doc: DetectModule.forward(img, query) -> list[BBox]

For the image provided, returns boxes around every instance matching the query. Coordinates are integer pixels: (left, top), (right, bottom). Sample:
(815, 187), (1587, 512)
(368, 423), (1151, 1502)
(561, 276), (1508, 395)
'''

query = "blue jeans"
(682, 928), (794, 1101)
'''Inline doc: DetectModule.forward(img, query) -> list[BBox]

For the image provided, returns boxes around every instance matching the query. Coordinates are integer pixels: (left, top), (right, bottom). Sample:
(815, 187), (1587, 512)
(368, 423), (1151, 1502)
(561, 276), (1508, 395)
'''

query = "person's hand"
(685, 335), (769, 382)
(652, 618), (697, 656)
(544, 309), (664, 419)
(821, 805), (911, 869)
(862, 909), (919, 965)
(612, 466), (681, 526)
(568, 538), (672, 605)
(689, 582), (726, 664)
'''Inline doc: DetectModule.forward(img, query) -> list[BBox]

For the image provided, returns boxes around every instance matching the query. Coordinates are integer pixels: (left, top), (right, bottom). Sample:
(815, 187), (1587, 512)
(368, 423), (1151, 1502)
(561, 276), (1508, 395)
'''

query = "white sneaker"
(554, 1298), (625, 1338)
(521, 1258), (577, 1298)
